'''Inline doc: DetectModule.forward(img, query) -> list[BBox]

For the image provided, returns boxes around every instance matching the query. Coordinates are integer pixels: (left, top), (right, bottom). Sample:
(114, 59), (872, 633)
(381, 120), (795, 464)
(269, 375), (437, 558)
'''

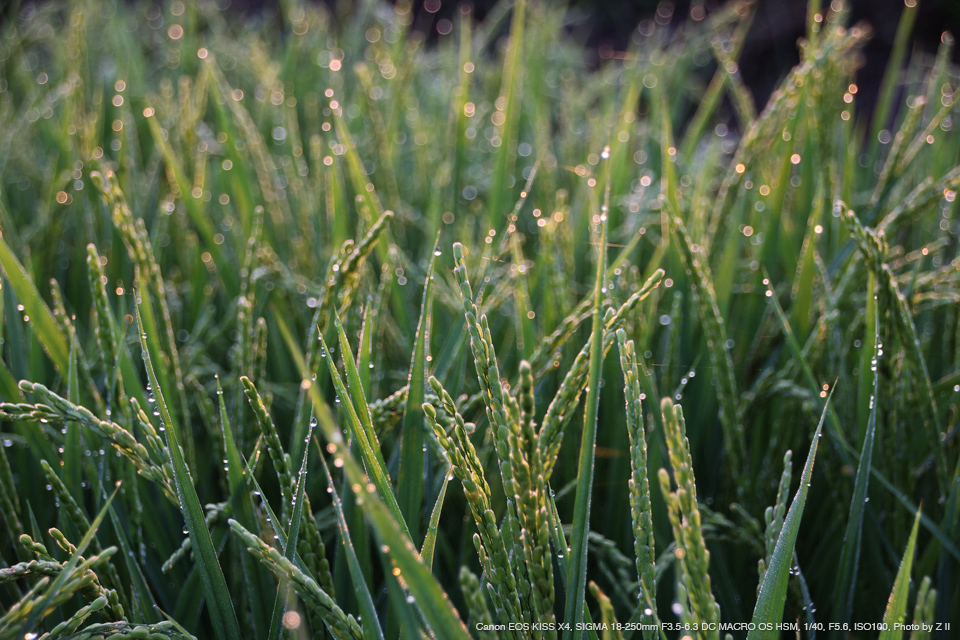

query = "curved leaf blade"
(748, 395), (830, 640)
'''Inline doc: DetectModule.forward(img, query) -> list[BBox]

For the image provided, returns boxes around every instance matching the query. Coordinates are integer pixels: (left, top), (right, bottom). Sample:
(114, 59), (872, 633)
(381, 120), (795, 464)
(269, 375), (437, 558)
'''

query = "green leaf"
(486, 0), (525, 228)
(421, 474), (450, 573)
(398, 237), (438, 543)
(244, 459), (311, 575)
(319, 449), (385, 640)
(267, 415), (313, 640)
(306, 375), (470, 640)
(320, 319), (408, 538)
(748, 396), (829, 640)
(833, 304), (880, 625)
(766, 276), (960, 563)
(878, 507), (923, 640)
(563, 185), (607, 640)
(0, 232), (68, 372)
(64, 335), (82, 501)
(218, 376), (270, 638)
(135, 301), (241, 639)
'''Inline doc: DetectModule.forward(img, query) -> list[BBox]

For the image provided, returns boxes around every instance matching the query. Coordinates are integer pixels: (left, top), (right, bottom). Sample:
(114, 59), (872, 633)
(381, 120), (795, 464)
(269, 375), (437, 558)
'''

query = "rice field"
(0, 0), (958, 638)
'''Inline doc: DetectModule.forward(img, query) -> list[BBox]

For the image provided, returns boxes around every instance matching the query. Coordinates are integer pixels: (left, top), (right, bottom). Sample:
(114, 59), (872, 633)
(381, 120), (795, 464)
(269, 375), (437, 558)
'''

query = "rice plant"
(0, 0), (958, 638)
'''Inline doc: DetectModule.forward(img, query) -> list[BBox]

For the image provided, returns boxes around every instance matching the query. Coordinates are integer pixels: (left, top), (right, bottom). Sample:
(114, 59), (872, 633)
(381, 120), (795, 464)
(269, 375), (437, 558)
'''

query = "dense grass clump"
(0, 0), (958, 638)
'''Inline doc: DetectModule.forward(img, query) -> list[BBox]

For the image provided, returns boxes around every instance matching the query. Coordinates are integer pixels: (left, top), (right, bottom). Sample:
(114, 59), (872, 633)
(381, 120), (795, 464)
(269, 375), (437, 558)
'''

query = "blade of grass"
(420, 473), (450, 573)
(135, 299), (241, 639)
(319, 324), (409, 538)
(869, 0), (918, 155)
(267, 416), (313, 640)
(64, 335), (82, 501)
(545, 489), (601, 640)
(318, 445), (385, 640)
(243, 458), (310, 575)
(487, 0), (525, 228)
(398, 235), (438, 543)
(748, 395), (829, 640)
(878, 507), (923, 640)
(766, 274), (960, 562)
(562, 189), (607, 640)
(832, 290), (880, 627)
(218, 376), (270, 639)
(307, 402), (471, 640)
(0, 232), (68, 372)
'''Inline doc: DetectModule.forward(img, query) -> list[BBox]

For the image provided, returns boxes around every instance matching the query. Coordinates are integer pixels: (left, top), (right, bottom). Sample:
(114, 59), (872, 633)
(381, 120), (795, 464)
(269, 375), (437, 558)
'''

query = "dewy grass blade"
(748, 394), (830, 640)
(267, 417), (314, 640)
(305, 392), (471, 640)
(333, 310), (389, 475)
(318, 327), (409, 539)
(243, 462), (310, 575)
(398, 235), (438, 543)
(421, 474), (450, 573)
(218, 377), (270, 638)
(765, 274), (960, 562)
(833, 309), (880, 626)
(64, 334), (82, 500)
(839, 203), (947, 491)
(0, 232), (68, 372)
(563, 190), (607, 640)
(878, 507), (923, 640)
(545, 489), (601, 640)
(318, 447), (385, 640)
(135, 301), (241, 639)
